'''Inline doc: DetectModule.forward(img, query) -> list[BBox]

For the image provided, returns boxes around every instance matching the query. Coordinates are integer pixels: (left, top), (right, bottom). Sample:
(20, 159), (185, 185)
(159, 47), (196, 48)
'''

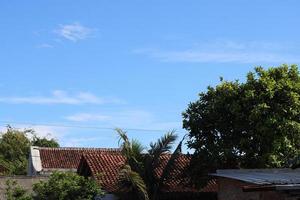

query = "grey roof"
(211, 168), (300, 185)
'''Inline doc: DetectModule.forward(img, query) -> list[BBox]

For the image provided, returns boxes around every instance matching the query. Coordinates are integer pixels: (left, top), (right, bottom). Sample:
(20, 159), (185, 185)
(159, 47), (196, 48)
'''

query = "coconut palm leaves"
(116, 128), (145, 174)
(119, 165), (149, 200)
(149, 131), (177, 170)
(152, 134), (186, 200)
(117, 128), (184, 200)
(149, 131), (177, 160)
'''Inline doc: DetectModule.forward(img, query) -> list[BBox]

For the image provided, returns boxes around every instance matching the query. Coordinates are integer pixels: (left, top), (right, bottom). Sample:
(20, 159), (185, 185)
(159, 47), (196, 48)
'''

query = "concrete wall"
(28, 146), (42, 176)
(0, 176), (48, 200)
(218, 178), (285, 200)
(96, 194), (118, 200)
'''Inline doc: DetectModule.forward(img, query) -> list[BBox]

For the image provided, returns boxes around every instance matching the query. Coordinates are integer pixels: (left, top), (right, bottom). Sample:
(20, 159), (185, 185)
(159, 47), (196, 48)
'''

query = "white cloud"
(0, 126), (7, 133)
(0, 123), (109, 147)
(64, 110), (181, 131)
(134, 40), (300, 64)
(55, 23), (93, 42)
(28, 125), (67, 140)
(0, 124), (66, 141)
(65, 113), (111, 122)
(0, 90), (119, 105)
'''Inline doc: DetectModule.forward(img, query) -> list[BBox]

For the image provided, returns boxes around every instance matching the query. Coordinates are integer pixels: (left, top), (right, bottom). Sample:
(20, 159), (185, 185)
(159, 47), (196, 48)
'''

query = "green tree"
(0, 126), (60, 175)
(183, 65), (300, 176)
(117, 129), (185, 200)
(0, 127), (31, 175)
(32, 172), (103, 200)
(31, 134), (59, 148)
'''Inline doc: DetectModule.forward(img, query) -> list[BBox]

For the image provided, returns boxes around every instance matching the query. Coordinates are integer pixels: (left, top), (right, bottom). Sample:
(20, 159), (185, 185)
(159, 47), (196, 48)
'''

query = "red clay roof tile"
(78, 153), (199, 193)
(38, 147), (120, 169)
(79, 153), (125, 192)
(200, 179), (218, 193)
(36, 146), (218, 193)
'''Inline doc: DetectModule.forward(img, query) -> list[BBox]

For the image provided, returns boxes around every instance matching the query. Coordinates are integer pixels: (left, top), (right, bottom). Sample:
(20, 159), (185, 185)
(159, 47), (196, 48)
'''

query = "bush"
(5, 180), (32, 200)
(32, 172), (103, 200)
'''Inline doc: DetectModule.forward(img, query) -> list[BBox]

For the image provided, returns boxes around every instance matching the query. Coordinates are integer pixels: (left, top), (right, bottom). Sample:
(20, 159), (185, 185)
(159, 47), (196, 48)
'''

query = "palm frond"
(116, 129), (145, 176)
(116, 128), (131, 157)
(149, 130), (178, 156)
(152, 134), (186, 200)
(159, 134), (186, 185)
(131, 139), (145, 159)
(119, 165), (149, 200)
(149, 131), (178, 169)
(116, 128), (129, 146)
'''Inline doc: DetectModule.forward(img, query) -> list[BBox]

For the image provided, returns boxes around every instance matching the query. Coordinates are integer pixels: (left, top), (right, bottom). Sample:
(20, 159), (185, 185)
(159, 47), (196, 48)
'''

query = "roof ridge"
(82, 152), (123, 157)
(33, 146), (121, 151)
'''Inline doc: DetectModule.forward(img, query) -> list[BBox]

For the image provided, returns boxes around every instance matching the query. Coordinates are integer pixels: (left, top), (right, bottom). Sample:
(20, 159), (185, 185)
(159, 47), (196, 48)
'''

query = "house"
(28, 146), (217, 200)
(28, 146), (121, 175)
(212, 168), (300, 200)
(77, 153), (217, 200)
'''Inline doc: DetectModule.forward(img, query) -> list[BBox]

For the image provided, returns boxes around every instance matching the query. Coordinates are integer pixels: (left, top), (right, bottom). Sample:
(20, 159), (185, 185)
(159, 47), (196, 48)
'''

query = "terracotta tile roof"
(38, 147), (121, 169)
(78, 153), (125, 192)
(154, 154), (197, 192)
(78, 153), (198, 193)
(200, 179), (218, 193)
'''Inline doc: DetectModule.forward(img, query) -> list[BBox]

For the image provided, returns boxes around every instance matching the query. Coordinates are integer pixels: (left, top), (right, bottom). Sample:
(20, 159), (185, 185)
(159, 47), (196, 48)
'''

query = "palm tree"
(116, 128), (186, 200)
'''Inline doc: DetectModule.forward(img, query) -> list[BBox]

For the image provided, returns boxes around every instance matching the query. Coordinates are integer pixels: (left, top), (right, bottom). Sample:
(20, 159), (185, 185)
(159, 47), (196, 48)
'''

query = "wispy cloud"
(62, 136), (112, 147)
(36, 43), (54, 48)
(0, 90), (121, 105)
(54, 23), (93, 42)
(65, 113), (111, 122)
(64, 110), (181, 131)
(0, 124), (66, 142)
(134, 40), (300, 64)
(28, 125), (67, 141)
(0, 123), (111, 147)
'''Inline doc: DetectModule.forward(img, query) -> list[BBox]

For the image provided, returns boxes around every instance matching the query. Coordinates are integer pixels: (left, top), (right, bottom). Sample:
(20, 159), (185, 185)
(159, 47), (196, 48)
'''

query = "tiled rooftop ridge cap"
(35, 146), (121, 151)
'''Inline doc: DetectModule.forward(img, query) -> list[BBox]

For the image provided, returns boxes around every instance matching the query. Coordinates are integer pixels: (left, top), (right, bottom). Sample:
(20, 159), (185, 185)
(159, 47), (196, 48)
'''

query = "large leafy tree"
(32, 172), (103, 200)
(117, 129), (185, 200)
(0, 127), (32, 175)
(0, 126), (59, 175)
(183, 65), (300, 175)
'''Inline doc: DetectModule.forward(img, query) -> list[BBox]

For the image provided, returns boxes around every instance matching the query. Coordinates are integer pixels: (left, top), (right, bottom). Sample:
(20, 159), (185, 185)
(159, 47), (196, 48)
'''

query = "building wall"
(96, 194), (118, 200)
(218, 178), (285, 200)
(0, 176), (48, 200)
(28, 146), (43, 176)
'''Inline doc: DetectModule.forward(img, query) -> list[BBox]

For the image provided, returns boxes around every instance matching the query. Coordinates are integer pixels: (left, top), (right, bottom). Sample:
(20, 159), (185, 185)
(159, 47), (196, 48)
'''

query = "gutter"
(243, 184), (300, 192)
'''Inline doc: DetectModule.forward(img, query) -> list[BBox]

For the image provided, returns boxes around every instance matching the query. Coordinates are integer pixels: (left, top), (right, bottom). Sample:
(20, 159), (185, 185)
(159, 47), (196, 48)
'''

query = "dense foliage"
(183, 65), (300, 175)
(5, 180), (32, 200)
(32, 172), (103, 200)
(0, 127), (32, 175)
(0, 126), (59, 175)
(117, 129), (185, 200)
(31, 134), (59, 148)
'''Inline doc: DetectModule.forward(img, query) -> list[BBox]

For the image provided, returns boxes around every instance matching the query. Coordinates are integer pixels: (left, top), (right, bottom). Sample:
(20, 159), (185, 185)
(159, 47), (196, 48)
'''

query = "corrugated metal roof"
(211, 169), (300, 185)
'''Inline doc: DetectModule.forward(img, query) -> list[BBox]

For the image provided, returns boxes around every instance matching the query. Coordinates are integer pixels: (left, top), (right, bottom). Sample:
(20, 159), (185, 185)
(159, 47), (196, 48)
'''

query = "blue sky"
(0, 0), (300, 151)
